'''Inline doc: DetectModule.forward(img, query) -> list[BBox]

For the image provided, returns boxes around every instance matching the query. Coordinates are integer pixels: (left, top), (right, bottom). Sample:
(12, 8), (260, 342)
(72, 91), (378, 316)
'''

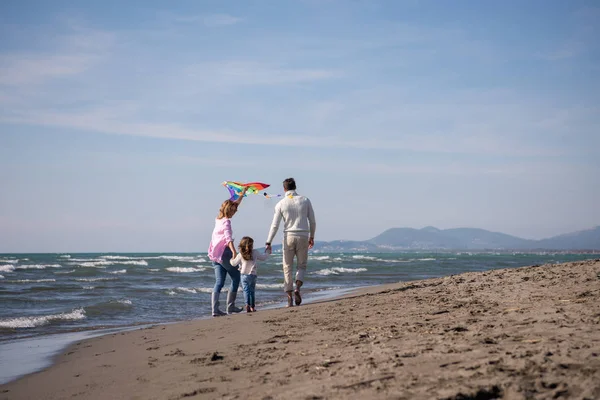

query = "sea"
(1, 251), (599, 383)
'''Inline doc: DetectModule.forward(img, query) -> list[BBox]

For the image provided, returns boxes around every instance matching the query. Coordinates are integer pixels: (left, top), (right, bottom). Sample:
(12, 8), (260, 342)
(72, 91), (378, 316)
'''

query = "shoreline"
(2, 259), (599, 399)
(0, 286), (359, 385)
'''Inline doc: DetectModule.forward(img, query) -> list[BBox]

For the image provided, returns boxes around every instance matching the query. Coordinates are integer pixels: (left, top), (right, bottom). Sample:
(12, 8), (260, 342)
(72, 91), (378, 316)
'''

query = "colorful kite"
(222, 181), (270, 201)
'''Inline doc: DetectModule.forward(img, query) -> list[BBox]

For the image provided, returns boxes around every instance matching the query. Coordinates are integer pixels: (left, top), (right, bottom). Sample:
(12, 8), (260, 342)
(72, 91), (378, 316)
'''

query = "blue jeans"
(212, 248), (240, 294)
(241, 274), (257, 307)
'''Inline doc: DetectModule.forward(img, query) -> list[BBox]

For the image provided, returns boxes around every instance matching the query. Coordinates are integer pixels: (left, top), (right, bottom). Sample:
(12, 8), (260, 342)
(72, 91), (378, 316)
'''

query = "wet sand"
(2, 259), (599, 400)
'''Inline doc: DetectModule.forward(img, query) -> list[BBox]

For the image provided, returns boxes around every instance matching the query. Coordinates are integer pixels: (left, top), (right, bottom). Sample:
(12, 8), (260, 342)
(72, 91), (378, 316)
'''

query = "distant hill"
(282, 226), (600, 252)
(534, 227), (600, 250)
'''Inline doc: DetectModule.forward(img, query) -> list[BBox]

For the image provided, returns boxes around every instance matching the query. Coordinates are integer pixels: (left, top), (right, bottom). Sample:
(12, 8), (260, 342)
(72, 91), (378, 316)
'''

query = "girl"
(230, 236), (269, 312)
(208, 187), (247, 316)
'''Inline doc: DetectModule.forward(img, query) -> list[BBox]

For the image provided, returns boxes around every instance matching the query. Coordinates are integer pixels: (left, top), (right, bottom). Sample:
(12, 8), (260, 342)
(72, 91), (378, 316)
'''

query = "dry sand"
(2, 259), (600, 400)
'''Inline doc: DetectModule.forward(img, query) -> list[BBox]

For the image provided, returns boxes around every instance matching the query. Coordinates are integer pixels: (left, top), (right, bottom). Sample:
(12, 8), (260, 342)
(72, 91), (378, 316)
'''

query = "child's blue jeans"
(241, 274), (257, 307)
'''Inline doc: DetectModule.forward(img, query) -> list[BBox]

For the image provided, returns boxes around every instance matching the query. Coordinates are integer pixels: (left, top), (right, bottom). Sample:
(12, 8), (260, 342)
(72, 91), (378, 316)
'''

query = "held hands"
(308, 237), (314, 249)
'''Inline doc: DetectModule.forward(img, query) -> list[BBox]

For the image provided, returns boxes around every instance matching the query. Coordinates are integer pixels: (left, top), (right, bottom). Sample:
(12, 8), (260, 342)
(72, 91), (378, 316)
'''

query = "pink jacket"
(208, 218), (233, 263)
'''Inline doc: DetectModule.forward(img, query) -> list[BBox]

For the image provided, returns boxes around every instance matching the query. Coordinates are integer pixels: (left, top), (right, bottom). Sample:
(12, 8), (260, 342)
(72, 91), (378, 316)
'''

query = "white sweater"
(230, 249), (269, 275)
(266, 190), (316, 243)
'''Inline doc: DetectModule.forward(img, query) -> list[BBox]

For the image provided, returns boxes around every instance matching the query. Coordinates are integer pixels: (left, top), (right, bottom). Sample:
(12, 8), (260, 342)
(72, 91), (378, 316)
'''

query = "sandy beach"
(2, 259), (599, 400)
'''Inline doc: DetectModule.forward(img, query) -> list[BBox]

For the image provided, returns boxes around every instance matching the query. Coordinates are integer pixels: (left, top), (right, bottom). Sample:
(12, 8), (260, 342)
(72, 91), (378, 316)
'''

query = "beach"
(2, 259), (599, 400)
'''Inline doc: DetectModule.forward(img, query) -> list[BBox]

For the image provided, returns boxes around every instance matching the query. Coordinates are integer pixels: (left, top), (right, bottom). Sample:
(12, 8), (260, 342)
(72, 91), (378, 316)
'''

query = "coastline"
(0, 287), (358, 386)
(2, 259), (599, 399)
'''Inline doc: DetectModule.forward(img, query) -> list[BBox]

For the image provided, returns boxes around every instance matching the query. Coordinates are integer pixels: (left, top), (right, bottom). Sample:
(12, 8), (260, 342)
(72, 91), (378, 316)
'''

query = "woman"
(208, 187), (247, 316)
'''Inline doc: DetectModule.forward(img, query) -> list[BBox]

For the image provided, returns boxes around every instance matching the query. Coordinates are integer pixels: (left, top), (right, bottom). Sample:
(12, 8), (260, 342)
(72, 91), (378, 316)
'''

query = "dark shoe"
(294, 290), (302, 306)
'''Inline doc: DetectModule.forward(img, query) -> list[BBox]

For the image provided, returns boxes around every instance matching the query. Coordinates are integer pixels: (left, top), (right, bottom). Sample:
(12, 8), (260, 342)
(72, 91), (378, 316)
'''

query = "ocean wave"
(100, 255), (139, 260)
(166, 290), (176, 296)
(314, 267), (368, 276)
(75, 277), (117, 282)
(0, 259), (18, 264)
(108, 269), (127, 274)
(158, 255), (207, 263)
(165, 267), (205, 273)
(15, 264), (62, 270)
(256, 283), (284, 289)
(0, 308), (86, 329)
(8, 279), (56, 283)
(176, 287), (198, 294)
(351, 255), (377, 261)
(58, 255), (71, 258)
(148, 268), (160, 272)
(82, 286), (95, 290)
(0, 275), (4, 279)
(418, 258), (436, 261)
(54, 269), (76, 274)
(84, 300), (133, 316)
(311, 256), (330, 261)
(0, 265), (15, 273)
(73, 260), (148, 267)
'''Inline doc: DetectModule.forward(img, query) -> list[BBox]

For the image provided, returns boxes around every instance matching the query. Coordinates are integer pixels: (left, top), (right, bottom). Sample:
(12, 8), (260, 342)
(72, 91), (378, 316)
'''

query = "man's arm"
(307, 198), (316, 249)
(265, 203), (283, 253)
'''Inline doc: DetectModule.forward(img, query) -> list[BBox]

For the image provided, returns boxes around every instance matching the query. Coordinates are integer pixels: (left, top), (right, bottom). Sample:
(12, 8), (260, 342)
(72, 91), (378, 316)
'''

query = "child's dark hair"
(239, 236), (254, 261)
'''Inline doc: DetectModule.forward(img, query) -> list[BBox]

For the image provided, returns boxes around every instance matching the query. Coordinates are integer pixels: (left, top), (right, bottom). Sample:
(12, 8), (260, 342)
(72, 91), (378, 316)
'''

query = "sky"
(1, 0), (599, 252)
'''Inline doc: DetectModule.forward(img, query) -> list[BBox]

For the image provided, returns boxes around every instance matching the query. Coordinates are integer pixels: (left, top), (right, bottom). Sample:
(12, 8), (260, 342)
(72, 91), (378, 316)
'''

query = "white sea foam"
(0, 308), (86, 329)
(159, 255), (207, 263)
(166, 290), (176, 296)
(100, 255), (137, 260)
(10, 279), (56, 283)
(108, 269), (127, 274)
(117, 299), (132, 305)
(16, 264), (62, 270)
(314, 267), (368, 276)
(0, 275), (4, 279)
(0, 259), (18, 264)
(54, 269), (76, 274)
(75, 277), (117, 282)
(176, 287), (197, 294)
(148, 269), (160, 272)
(82, 286), (95, 290)
(311, 256), (330, 261)
(74, 260), (148, 267)
(166, 267), (205, 273)
(351, 255), (377, 261)
(256, 283), (284, 289)
(418, 258), (436, 261)
(58, 255), (71, 258)
(0, 265), (15, 273)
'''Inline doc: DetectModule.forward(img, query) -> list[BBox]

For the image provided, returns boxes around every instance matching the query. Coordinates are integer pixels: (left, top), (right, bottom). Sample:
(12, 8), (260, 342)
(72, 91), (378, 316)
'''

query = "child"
(230, 236), (269, 312)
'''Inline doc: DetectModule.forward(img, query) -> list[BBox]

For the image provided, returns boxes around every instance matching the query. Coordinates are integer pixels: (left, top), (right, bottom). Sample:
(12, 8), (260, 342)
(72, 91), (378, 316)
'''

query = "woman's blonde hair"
(217, 200), (238, 219)
(239, 236), (254, 261)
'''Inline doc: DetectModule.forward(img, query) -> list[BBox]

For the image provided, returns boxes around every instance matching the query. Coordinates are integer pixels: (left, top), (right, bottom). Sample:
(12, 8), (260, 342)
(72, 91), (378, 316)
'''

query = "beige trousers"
(282, 235), (309, 292)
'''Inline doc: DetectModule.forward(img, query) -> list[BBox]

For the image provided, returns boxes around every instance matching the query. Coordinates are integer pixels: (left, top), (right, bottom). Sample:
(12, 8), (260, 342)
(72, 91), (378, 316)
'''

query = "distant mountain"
(534, 226), (600, 250)
(285, 226), (600, 252)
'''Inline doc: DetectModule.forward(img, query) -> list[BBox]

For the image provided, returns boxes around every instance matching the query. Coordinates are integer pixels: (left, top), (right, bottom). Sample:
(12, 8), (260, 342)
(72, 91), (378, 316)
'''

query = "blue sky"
(1, 0), (599, 252)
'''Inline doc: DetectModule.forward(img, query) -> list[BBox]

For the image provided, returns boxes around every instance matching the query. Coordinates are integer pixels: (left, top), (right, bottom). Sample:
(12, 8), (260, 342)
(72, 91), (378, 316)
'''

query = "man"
(265, 178), (316, 307)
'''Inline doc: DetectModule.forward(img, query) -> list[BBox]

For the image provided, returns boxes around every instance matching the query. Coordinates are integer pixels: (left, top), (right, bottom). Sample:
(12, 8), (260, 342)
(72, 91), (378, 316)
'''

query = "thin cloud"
(186, 61), (341, 86)
(171, 13), (242, 27)
(0, 29), (113, 86)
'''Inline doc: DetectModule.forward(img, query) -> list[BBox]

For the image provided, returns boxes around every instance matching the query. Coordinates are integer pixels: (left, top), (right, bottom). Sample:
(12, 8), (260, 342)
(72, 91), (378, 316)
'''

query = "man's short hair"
(283, 178), (296, 191)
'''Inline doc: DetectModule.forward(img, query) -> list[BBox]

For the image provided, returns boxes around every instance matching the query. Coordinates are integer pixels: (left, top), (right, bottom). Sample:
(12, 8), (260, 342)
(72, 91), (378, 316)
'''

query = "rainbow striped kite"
(222, 181), (270, 201)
